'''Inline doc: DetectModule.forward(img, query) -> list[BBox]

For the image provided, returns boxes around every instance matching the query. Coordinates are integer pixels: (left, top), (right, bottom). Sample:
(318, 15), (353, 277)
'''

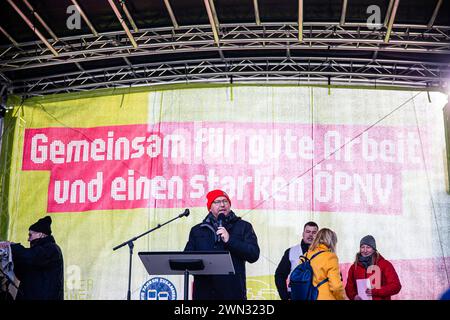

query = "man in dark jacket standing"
(184, 189), (260, 300)
(274, 221), (318, 300)
(5, 216), (64, 300)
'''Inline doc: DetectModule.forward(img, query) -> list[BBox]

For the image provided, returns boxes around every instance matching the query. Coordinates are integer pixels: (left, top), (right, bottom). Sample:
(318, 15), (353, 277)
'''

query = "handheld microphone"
(217, 213), (225, 228)
(217, 213), (225, 242)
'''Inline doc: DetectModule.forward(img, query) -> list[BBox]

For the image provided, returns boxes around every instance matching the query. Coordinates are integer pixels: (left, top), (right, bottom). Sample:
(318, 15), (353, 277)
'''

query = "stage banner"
(0, 85), (449, 300)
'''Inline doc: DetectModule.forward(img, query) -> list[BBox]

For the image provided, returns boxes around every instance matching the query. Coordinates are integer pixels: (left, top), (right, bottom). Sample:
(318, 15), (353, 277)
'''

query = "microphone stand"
(113, 209), (190, 300)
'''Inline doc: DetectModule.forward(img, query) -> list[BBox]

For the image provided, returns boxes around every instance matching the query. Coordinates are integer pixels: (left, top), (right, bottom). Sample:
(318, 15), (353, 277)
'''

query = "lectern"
(138, 251), (235, 300)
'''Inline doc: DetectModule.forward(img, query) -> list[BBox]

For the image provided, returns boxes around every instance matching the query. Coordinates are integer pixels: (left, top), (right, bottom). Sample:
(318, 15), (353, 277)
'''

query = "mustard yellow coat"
(305, 244), (346, 300)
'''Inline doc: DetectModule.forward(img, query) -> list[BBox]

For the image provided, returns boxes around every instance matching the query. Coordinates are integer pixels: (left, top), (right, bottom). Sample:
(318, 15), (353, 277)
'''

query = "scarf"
(358, 253), (374, 269)
(300, 240), (310, 254)
(30, 235), (55, 248)
(202, 211), (239, 242)
(203, 211), (238, 229)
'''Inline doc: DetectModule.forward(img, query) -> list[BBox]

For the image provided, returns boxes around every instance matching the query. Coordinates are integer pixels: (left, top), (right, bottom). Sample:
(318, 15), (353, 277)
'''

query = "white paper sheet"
(356, 278), (372, 300)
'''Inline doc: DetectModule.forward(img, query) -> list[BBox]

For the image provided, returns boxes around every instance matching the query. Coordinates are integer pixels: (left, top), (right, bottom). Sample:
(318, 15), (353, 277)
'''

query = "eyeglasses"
(212, 199), (229, 205)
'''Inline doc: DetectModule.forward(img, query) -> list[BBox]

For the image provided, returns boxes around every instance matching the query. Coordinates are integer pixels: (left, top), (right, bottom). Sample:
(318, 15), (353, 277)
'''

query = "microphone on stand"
(179, 208), (190, 218)
(113, 207), (192, 300)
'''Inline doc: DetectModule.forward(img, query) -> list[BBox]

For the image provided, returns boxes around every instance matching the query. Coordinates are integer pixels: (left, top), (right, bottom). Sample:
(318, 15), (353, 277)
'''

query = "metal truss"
(11, 56), (449, 96)
(1, 22), (450, 70)
(1, 22), (450, 95)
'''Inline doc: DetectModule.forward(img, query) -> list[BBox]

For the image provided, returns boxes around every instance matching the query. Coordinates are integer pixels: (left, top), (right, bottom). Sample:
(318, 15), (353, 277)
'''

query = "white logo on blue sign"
(140, 277), (177, 300)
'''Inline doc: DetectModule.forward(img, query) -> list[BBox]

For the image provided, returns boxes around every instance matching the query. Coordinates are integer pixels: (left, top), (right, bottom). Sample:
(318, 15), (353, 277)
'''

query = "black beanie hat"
(29, 216), (52, 235)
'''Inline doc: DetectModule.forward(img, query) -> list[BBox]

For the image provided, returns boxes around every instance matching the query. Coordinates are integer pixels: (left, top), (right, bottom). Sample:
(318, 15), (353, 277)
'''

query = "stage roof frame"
(0, 0), (448, 97)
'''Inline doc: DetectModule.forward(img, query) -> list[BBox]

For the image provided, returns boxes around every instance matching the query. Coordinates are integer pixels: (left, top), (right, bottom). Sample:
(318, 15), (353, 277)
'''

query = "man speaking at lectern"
(184, 189), (260, 300)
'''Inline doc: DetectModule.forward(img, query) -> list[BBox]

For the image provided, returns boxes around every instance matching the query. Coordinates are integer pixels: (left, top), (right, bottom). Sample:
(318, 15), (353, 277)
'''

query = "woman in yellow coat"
(305, 228), (346, 300)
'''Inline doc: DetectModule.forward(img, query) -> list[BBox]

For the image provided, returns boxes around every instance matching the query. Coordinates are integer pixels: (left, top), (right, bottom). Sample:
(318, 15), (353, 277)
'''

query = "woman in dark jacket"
(184, 190), (260, 300)
(9, 216), (64, 300)
(345, 235), (401, 300)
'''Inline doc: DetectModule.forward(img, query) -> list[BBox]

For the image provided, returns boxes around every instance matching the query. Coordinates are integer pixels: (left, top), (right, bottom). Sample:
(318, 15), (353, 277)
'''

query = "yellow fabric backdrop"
(0, 85), (448, 299)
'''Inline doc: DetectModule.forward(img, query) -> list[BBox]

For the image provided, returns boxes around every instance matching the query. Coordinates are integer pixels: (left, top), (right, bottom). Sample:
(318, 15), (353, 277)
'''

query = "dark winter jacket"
(274, 248), (292, 300)
(345, 254), (401, 300)
(184, 211), (260, 300)
(11, 236), (64, 300)
(274, 240), (309, 300)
